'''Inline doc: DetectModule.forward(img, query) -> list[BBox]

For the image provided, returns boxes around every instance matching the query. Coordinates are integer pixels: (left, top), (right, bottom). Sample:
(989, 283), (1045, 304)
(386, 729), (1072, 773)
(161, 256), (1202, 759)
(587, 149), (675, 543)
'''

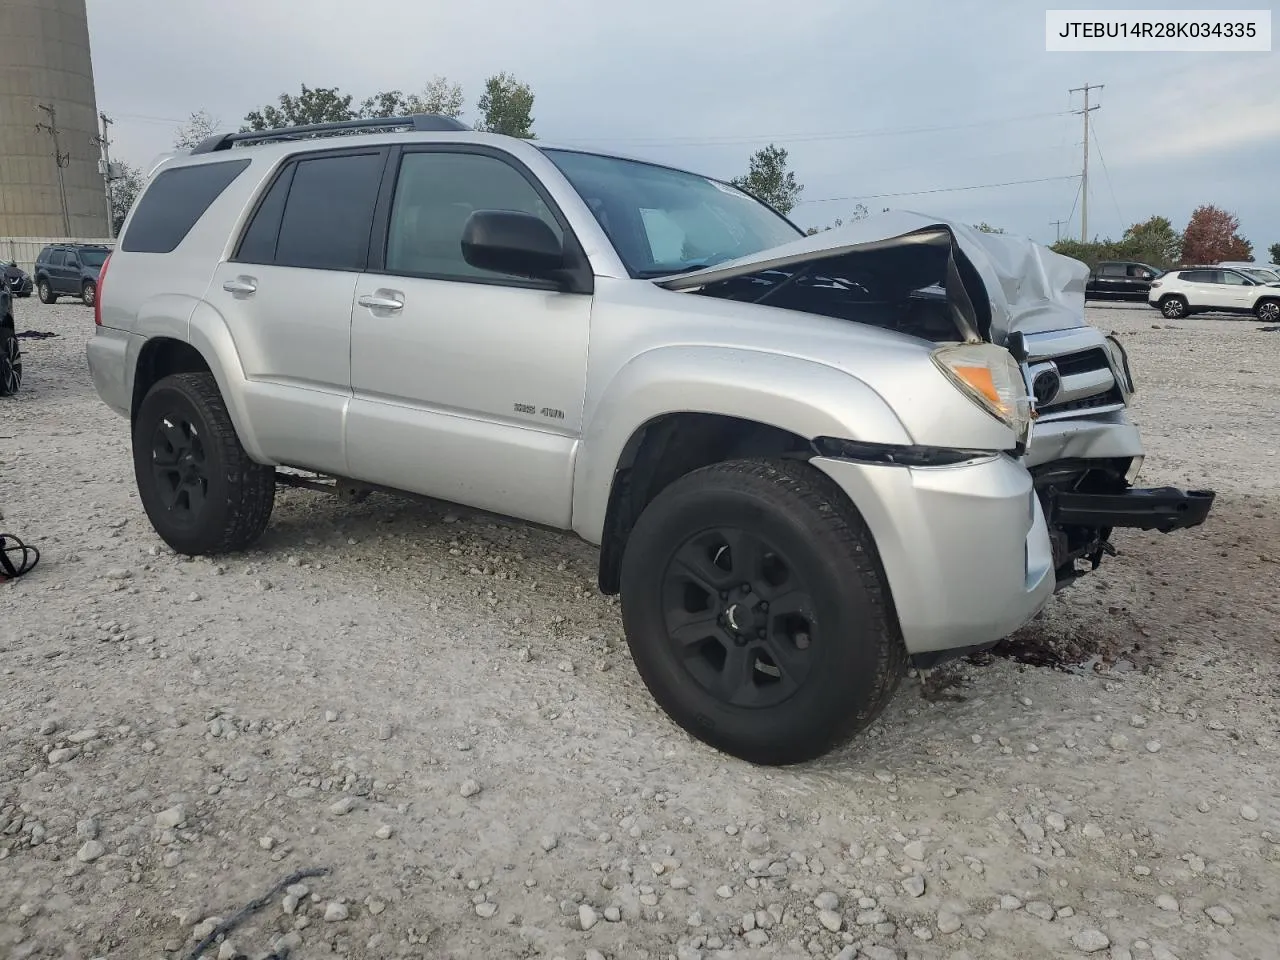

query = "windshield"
(80, 249), (109, 267)
(1243, 268), (1279, 283)
(542, 149), (802, 278)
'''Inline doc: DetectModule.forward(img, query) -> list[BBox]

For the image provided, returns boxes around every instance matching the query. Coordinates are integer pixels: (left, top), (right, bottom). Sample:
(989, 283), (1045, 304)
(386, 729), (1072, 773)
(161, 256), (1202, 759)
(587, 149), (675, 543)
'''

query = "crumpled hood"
(656, 210), (1091, 343)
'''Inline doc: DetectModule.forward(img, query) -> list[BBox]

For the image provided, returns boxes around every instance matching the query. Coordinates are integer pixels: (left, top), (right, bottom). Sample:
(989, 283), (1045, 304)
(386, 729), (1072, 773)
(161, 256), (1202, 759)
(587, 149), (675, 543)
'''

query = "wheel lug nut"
(759, 602), (768, 612)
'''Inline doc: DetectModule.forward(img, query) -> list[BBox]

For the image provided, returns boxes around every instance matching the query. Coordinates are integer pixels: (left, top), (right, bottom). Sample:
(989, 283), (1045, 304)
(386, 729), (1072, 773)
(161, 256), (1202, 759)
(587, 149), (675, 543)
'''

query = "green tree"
(243, 84), (356, 131)
(1120, 215), (1182, 268)
(359, 76), (465, 120)
(1268, 242), (1280, 264)
(1181, 205), (1251, 264)
(174, 109), (220, 149)
(475, 72), (536, 138)
(108, 161), (144, 235)
(731, 144), (803, 216)
(973, 222), (1005, 234)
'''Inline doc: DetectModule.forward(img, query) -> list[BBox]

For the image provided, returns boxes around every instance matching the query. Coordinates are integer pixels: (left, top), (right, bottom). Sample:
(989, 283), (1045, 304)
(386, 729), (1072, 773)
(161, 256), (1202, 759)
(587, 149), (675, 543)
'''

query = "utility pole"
(1068, 83), (1102, 242)
(1050, 218), (1067, 242)
(94, 112), (116, 239)
(35, 103), (72, 237)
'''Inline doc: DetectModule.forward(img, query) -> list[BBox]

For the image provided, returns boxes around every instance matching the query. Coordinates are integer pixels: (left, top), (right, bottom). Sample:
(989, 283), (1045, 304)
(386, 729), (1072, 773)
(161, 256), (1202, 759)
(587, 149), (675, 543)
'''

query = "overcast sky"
(87, 0), (1278, 251)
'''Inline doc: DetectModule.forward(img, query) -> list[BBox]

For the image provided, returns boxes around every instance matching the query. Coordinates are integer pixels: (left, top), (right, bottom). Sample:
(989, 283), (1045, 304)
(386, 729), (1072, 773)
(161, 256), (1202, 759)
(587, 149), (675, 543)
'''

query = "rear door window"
(121, 159), (251, 254)
(1100, 263), (1125, 277)
(271, 152), (386, 271)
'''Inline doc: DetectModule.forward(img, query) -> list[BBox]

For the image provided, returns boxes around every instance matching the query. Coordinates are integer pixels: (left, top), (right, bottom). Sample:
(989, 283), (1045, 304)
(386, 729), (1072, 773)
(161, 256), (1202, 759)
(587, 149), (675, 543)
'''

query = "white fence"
(1, 238), (115, 274)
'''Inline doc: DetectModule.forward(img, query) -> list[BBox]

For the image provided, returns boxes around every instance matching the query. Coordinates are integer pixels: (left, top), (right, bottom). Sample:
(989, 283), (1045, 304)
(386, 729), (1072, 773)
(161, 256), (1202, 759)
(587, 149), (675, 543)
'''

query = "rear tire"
(0, 326), (20, 396)
(1255, 298), (1280, 323)
(81, 280), (96, 307)
(132, 372), (275, 555)
(37, 280), (56, 304)
(1160, 295), (1187, 319)
(619, 458), (906, 766)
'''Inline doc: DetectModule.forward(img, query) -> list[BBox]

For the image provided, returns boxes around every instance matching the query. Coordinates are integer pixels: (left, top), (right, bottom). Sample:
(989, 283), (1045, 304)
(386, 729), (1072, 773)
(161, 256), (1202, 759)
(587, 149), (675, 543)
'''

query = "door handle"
(222, 276), (258, 295)
(358, 292), (404, 312)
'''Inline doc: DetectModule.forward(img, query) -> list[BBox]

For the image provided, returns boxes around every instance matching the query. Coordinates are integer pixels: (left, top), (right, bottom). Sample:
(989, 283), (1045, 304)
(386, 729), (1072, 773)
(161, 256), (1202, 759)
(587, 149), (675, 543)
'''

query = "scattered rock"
(475, 901), (498, 919)
(937, 910), (962, 934)
(814, 891), (839, 911)
(1026, 901), (1054, 921)
(1109, 734), (1129, 751)
(903, 840), (925, 861)
(817, 909), (842, 932)
(1046, 813), (1067, 833)
(1072, 929), (1111, 953)
(579, 904), (599, 930)
(460, 779), (482, 798)
(47, 747), (78, 764)
(76, 840), (105, 863)
(1204, 905), (1234, 926)
(1082, 824), (1105, 840)
(155, 805), (186, 829)
(741, 828), (770, 854)
(1146, 740), (1162, 754)
(1156, 894), (1179, 912)
(604, 906), (621, 922)
(324, 902), (349, 922)
(1000, 895), (1023, 911)
(902, 875), (926, 898)
(1240, 805), (1259, 822)
(76, 818), (99, 840)
(375, 825), (393, 840)
(716, 885), (734, 899)
(329, 796), (357, 816)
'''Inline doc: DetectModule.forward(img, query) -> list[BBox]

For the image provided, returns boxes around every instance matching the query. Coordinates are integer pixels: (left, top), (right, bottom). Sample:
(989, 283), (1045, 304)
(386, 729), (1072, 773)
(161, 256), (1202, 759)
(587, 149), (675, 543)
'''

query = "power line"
(1065, 176), (1084, 234)
(555, 110), (1074, 147)
(1088, 114), (1124, 236)
(798, 174), (1079, 205)
(1068, 82), (1103, 241)
(34, 103), (72, 236)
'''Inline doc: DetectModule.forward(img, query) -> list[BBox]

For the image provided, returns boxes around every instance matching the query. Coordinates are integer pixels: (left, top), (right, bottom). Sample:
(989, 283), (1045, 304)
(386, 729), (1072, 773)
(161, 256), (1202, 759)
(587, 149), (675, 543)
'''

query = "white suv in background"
(1148, 265), (1280, 321)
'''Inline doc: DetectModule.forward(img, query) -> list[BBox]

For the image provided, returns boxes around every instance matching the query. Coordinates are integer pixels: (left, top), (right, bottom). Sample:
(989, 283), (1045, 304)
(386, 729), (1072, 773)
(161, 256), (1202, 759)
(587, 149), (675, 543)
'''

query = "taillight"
(95, 252), (111, 327)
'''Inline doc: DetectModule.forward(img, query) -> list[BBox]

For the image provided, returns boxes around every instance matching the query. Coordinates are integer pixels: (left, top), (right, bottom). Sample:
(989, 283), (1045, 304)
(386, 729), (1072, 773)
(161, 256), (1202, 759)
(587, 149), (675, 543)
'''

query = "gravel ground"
(1, 299), (1277, 960)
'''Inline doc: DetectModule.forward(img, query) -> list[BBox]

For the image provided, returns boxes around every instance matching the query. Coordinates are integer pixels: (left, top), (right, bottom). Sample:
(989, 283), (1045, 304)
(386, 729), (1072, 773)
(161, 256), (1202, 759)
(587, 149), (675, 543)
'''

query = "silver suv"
(87, 115), (1214, 765)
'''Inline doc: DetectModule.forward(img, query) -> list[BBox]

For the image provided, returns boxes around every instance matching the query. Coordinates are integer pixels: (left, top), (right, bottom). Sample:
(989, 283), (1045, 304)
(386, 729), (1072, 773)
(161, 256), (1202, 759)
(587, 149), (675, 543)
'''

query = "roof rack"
(189, 114), (471, 155)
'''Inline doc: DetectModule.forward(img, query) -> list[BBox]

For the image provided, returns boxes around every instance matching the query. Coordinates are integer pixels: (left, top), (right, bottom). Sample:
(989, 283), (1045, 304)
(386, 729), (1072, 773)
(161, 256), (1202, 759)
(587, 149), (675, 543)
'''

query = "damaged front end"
(655, 212), (1217, 588)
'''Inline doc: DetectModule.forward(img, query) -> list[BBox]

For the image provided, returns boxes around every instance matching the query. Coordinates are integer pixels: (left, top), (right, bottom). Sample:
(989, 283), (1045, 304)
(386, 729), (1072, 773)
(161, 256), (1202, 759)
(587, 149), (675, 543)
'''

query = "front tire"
(1160, 295), (1187, 319)
(0, 327), (21, 396)
(619, 458), (906, 766)
(132, 372), (275, 555)
(1256, 299), (1280, 323)
(81, 280), (96, 307)
(37, 280), (56, 304)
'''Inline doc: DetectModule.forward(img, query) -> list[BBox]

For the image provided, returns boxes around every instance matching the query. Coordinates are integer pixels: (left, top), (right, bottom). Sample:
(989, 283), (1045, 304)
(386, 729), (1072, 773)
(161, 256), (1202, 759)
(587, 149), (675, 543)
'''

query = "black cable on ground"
(0, 534), (39, 582)
(185, 866), (331, 960)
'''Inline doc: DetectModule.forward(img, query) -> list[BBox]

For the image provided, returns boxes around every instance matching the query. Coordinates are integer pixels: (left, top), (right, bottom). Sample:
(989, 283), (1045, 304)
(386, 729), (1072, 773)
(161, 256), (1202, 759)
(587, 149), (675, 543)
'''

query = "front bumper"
(1047, 486), (1215, 534)
(812, 453), (1055, 656)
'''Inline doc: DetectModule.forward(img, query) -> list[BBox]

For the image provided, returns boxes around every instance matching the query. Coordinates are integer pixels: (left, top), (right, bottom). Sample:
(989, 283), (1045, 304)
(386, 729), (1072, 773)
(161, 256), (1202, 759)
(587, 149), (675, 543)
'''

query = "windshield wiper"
(636, 263), (718, 279)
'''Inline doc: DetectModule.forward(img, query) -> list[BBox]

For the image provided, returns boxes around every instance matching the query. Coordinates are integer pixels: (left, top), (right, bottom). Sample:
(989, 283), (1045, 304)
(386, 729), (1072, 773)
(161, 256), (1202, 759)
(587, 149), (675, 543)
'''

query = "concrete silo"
(0, 0), (111, 238)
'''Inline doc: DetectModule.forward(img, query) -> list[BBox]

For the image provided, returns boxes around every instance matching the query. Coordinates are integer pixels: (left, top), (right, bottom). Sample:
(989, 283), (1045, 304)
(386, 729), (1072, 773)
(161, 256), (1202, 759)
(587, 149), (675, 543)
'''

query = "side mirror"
(461, 210), (565, 281)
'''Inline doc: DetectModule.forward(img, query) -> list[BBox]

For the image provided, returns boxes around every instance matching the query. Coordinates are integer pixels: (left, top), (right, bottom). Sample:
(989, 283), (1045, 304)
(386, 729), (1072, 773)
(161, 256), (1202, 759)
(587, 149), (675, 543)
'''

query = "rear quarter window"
(120, 159), (251, 254)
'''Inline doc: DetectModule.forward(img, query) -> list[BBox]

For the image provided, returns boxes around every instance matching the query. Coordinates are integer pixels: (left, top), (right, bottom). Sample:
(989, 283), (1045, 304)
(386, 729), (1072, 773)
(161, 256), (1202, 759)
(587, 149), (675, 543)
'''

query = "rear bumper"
(86, 326), (141, 419)
(812, 453), (1055, 655)
(1047, 486), (1215, 533)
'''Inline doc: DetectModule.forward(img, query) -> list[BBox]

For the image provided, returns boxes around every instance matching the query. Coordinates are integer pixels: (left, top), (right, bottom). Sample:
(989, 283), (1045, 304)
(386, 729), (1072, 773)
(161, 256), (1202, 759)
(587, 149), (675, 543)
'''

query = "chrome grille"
(1023, 331), (1125, 422)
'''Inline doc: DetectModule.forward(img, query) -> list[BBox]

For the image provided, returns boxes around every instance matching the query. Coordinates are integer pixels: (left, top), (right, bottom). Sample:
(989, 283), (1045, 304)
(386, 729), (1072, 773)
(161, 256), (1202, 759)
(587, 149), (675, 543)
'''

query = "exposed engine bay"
(687, 239), (982, 343)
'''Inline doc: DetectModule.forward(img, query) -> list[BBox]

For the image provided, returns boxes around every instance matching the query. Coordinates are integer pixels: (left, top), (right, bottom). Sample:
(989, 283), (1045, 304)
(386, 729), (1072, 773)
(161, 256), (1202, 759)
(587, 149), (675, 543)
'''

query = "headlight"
(931, 343), (1033, 447)
(1104, 335), (1136, 401)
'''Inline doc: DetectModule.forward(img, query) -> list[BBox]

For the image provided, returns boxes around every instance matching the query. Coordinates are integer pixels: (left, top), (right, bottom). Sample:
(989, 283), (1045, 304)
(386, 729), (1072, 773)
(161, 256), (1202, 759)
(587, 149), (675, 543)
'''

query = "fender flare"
(181, 299), (274, 464)
(571, 345), (912, 543)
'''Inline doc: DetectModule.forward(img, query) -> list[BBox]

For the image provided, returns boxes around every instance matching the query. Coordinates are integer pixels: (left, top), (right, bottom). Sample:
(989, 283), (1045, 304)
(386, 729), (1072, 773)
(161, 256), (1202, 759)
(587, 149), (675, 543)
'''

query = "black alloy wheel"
(0, 328), (20, 396)
(662, 527), (816, 709)
(620, 458), (907, 766)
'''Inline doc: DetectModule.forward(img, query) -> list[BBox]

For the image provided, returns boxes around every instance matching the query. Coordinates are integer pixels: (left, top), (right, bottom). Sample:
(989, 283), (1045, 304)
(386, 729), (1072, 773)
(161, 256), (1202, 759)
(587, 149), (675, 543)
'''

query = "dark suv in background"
(1085, 261), (1163, 302)
(34, 243), (112, 306)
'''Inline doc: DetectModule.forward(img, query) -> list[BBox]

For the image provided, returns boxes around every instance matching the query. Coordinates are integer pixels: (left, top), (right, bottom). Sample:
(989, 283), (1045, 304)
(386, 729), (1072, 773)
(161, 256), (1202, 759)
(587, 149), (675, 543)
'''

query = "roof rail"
(189, 114), (471, 155)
